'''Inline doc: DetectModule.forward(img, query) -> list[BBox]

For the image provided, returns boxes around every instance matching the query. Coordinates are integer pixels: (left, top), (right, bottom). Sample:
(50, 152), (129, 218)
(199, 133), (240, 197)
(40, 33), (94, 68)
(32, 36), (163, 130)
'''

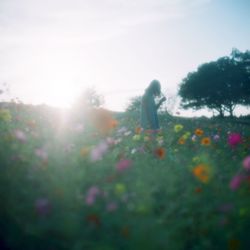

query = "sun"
(28, 49), (86, 108)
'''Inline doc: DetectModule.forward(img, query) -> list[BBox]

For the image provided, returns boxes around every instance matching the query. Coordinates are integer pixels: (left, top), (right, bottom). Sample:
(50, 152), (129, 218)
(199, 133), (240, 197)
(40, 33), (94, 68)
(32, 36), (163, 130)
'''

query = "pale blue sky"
(0, 0), (249, 116)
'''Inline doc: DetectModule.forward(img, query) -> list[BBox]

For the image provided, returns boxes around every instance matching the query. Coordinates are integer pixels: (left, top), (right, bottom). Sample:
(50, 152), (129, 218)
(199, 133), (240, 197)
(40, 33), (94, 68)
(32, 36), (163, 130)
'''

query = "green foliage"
(1, 103), (250, 249)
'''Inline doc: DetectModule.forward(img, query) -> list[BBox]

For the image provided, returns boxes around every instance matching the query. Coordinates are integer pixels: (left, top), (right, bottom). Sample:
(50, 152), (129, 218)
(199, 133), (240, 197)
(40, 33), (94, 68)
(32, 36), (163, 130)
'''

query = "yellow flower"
(115, 183), (126, 195)
(201, 137), (211, 146)
(174, 124), (183, 133)
(133, 134), (141, 141)
(192, 156), (201, 163)
(192, 164), (211, 183)
(178, 137), (186, 145)
(182, 132), (191, 140)
(0, 108), (12, 122)
(80, 147), (90, 157)
(195, 128), (204, 136)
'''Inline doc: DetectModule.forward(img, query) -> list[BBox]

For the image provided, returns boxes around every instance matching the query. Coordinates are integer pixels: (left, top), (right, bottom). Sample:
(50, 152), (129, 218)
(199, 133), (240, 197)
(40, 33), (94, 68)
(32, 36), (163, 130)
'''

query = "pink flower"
(35, 148), (48, 161)
(85, 195), (95, 206)
(88, 186), (100, 196)
(85, 186), (100, 206)
(13, 129), (27, 143)
(229, 175), (245, 191)
(90, 140), (109, 161)
(116, 159), (132, 172)
(227, 133), (242, 148)
(243, 156), (250, 171)
(106, 202), (118, 212)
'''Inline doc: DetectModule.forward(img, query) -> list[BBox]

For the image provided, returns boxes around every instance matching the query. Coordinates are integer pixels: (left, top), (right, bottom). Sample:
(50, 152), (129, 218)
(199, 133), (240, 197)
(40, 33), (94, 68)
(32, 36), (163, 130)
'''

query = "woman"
(140, 79), (166, 132)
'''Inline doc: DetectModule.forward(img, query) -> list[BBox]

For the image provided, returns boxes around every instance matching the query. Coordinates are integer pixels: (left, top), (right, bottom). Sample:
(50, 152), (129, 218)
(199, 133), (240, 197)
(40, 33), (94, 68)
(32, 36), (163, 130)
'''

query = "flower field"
(0, 104), (250, 250)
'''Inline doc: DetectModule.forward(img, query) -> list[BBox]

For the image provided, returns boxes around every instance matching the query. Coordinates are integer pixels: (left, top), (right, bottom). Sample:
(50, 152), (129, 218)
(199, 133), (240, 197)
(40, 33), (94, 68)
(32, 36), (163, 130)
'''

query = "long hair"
(146, 79), (161, 96)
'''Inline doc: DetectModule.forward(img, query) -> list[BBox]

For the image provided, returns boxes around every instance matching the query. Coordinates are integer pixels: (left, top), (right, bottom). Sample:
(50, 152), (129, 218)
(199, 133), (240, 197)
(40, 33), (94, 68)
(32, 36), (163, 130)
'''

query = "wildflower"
(124, 131), (131, 136)
(35, 148), (48, 161)
(131, 148), (137, 154)
(13, 129), (27, 143)
(201, 137), (211, 146)
(35, 198), (51, 216)
(195, 187), (202, 193)
(144, 136), (150, 142)
(154, 147), (165, 159)
(135, 127), (142, 134)
(90, 140), (109, 161)
(243, 156), (250, 170)
(121, 226), (130, 238)
(106, 202), (118, 212)
(174, 124), (183, 133)
(115, 183), (126, 195)
(228, 133), (242, 148)
(182, 132), (191, 140)
(85, 186), (100, 205)
(156, 136), (164, 145)
(132, 134), (141, 141)
(195, 128), (204, 136)
(192, 164), (211, 183)
(26, 119), (36, 129)
(230, 175), (245, 191)
(86, 213), (101, 226)
(178, 137), (186, 145)
(80, 146), (90, 157)
(116, 159), (132, 172)
(0, 108), (12, 122)
(191, 135), (197, 142)
(90, 108), (118, 135)
(213, 134), (220, 142)
(192, 156), (200, 163)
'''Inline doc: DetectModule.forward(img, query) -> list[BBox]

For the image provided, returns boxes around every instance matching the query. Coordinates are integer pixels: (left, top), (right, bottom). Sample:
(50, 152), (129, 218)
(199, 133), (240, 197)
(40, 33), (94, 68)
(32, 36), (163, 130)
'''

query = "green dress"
(140, 90), (160, 130)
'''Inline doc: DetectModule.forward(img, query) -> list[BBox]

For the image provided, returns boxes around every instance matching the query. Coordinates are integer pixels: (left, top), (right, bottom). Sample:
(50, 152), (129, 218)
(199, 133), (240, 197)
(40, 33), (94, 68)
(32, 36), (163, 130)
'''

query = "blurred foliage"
(0, 102), (250, 249)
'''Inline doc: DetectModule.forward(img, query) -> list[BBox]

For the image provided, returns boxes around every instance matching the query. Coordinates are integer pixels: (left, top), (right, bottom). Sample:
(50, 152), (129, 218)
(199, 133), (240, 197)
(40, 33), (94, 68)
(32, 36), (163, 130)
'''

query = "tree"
(125, 96), (142, 113)
(178, 49), (250, 117)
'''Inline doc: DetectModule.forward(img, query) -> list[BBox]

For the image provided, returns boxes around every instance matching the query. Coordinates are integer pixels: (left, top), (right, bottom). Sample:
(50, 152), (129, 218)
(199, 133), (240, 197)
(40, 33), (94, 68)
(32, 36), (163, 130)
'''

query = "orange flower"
(89, 108), (118, 135)
(86, 213), (101, 227)
(80, 147), (90, 157)
(195, 128), (204, 136)
(195, 187), (203, 193)
(178, 137), (186, 145)
(155, 147), (165, 159)
(192, 164), (211, 183)
(201, 137), (211, 146)
(135, 127), (142, 134)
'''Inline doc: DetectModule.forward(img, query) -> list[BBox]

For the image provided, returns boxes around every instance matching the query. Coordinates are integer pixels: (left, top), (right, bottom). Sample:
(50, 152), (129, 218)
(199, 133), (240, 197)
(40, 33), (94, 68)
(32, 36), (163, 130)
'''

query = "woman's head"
(146, 79), (161, 96)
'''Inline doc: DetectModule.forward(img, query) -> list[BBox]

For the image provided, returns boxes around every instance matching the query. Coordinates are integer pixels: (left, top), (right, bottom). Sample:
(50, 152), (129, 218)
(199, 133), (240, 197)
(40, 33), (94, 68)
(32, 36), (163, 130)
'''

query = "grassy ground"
(0, 103), (250, 250)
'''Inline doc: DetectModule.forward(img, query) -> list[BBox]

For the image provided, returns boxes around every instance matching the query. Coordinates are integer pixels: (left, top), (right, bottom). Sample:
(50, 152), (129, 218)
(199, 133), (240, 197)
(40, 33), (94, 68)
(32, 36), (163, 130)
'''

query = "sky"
(0, 0), (250, 116)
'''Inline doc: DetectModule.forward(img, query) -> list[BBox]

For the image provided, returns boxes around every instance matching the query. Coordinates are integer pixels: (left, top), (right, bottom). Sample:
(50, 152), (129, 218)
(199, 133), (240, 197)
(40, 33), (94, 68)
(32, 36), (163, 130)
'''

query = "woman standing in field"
(140, 79), (166, 132)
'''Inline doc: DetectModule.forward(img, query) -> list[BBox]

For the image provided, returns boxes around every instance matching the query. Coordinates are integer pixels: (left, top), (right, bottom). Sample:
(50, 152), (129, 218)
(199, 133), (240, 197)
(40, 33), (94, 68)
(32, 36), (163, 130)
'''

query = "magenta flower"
(116, 159), (132, 172)
(243, 156), (250, 171)
(227, 133), (242, 148)
(229, 175), (245, 191)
